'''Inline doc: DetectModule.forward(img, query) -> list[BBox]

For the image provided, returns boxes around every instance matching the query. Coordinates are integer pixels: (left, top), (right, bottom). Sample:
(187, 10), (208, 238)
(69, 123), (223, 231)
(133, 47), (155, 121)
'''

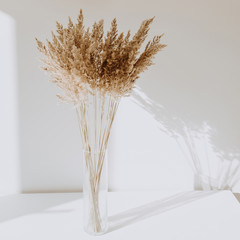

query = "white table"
(0, 191), (239, 239)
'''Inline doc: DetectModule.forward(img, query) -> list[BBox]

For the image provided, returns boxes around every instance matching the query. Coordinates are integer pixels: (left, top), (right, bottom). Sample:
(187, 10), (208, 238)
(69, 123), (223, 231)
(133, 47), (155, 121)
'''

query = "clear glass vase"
(83, 147), (108, 235)
(76, 90), (119, 235)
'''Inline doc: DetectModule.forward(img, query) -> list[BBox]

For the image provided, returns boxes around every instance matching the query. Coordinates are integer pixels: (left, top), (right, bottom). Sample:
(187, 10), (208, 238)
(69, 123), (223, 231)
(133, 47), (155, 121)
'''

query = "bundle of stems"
(36, 9), (166, 233)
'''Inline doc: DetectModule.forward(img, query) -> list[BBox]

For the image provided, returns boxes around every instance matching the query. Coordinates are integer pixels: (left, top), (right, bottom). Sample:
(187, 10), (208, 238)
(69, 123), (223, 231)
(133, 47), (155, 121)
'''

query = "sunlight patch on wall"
(0, 10), (20, 194)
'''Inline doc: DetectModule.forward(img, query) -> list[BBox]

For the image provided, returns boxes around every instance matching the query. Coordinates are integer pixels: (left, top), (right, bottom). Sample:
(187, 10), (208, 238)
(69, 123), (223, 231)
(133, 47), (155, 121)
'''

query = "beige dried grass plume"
(36, 10), (166, 104)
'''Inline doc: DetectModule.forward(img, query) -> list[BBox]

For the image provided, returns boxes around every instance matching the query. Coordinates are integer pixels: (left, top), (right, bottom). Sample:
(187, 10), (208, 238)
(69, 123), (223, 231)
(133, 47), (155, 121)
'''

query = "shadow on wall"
(131, 86), (240, 191)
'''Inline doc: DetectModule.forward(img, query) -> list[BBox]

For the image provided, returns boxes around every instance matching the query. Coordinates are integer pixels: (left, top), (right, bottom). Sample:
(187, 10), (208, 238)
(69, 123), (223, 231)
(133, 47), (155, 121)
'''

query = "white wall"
(1, 0), (240, 192)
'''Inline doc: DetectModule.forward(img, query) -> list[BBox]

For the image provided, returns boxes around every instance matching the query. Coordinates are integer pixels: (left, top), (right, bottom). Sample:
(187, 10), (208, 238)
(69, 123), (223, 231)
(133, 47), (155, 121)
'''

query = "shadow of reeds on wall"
(131, 86), (240, 191)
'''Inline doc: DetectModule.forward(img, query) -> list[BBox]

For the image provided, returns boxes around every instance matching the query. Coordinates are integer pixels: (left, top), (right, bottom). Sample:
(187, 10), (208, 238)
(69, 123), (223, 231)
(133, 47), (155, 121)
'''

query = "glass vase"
(83, 147), (108, 235)
(76, 90), (119, 235)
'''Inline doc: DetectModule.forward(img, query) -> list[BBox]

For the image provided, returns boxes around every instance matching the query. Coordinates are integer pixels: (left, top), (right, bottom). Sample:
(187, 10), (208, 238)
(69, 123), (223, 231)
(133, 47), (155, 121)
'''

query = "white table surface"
(0, 191), (239, 240)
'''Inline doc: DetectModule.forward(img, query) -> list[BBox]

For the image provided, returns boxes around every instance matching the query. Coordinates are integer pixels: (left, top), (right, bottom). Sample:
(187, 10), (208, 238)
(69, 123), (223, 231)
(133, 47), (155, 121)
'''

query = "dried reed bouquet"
(36, 10), (166, 234)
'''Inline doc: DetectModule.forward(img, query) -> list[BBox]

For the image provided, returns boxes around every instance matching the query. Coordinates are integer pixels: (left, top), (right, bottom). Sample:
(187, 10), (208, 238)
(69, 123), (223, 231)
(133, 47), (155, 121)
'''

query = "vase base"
(84, 225), (108, 236)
